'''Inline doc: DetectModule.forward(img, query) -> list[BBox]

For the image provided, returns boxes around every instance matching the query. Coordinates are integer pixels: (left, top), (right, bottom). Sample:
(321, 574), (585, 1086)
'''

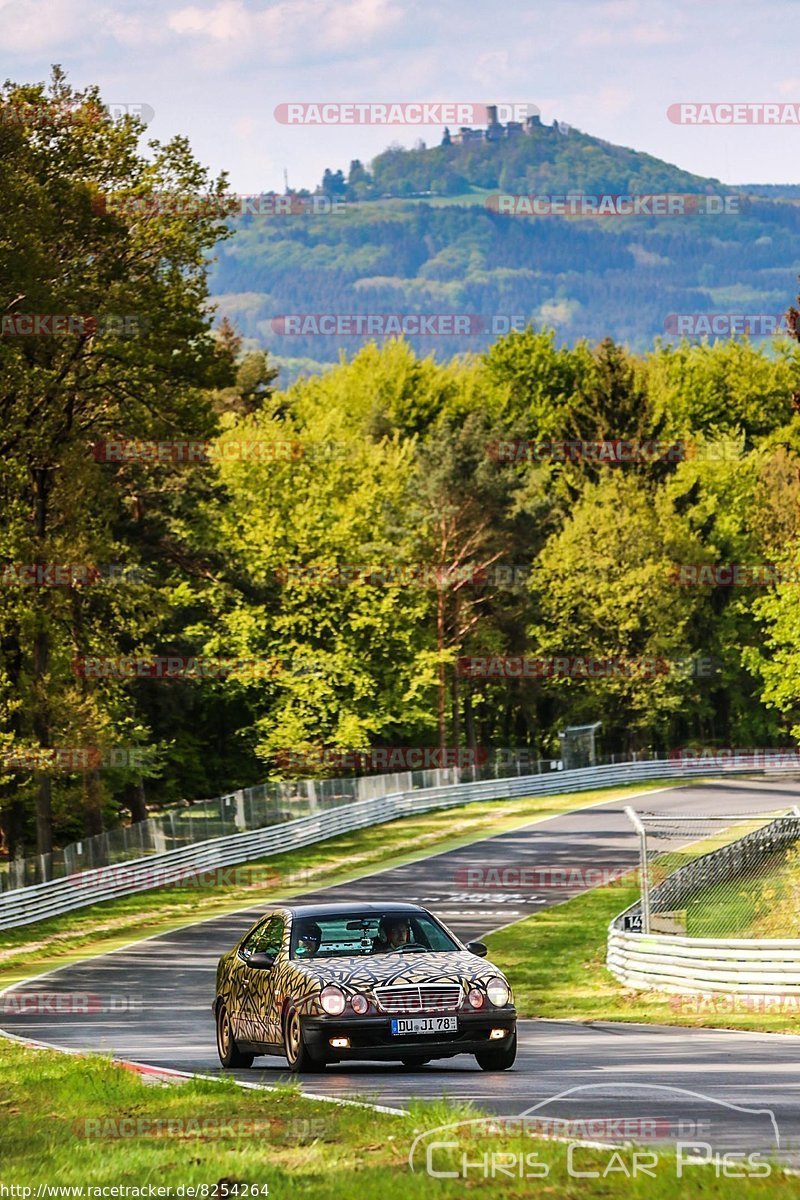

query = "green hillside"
(210, 123), (800, 381)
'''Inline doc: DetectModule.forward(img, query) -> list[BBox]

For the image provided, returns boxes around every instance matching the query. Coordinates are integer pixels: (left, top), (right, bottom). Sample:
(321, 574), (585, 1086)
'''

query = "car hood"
(289, 949), (504, 990)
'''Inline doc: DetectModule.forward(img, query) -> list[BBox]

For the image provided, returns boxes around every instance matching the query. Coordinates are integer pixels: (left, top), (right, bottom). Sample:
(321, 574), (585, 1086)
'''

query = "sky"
(2, 0), (800, 193)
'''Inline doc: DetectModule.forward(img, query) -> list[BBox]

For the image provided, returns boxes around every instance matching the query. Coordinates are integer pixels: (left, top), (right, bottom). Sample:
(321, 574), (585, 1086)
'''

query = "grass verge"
(0, 780), (676, 993)
(486, 874), (800, 1034)
(0, 1037), (793, 1196)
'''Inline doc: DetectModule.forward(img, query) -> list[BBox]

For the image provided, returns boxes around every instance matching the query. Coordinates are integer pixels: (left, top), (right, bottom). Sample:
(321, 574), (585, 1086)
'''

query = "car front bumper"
(301, 1008), (517, 1060)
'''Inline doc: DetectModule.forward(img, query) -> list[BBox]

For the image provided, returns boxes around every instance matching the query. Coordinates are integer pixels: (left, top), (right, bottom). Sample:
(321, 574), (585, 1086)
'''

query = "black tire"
(475, 1030), (517, 1072)
(216, 1002), (255, 1069)
(283, 1005), (327, 1072)
(400, 1056), (431, 1069)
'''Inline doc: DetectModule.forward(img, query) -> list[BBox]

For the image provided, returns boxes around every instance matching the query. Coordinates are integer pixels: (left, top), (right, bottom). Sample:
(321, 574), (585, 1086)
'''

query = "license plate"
(391, 1017), (458, 1035)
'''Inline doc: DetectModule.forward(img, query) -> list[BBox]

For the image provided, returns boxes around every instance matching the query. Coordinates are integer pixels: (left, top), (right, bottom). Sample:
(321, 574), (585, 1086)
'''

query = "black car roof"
(282, 901), (428, 918)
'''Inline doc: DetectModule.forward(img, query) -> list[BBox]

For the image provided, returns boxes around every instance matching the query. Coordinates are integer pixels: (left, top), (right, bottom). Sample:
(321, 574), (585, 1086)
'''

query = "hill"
(209, 120), (800, 381)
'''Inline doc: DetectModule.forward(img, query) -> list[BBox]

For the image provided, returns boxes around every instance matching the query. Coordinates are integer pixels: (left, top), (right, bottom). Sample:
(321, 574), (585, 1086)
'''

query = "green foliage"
(3, 71), (800, 862)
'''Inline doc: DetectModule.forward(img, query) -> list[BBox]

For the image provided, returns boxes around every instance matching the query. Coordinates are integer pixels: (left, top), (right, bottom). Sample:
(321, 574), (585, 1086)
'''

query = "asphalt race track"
(3, 777), (800, 1165)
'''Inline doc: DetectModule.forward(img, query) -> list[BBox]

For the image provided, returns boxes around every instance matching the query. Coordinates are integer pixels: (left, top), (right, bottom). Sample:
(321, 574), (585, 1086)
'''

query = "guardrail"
(2, 752), (590, 892)
(607, 928), (800, 994)
(0, 755), (791, 932)
(0, 765), (469, 892)
(608, 809), (800, 995)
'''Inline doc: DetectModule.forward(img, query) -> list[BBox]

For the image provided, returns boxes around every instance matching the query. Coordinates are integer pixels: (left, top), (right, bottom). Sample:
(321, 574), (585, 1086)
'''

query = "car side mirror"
(466, 941), (488, 958)
(247, 951), (276, 970)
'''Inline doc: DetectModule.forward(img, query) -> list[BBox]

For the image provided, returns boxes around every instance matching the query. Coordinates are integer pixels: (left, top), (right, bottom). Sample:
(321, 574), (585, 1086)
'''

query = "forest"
(3, 74), (800, 860)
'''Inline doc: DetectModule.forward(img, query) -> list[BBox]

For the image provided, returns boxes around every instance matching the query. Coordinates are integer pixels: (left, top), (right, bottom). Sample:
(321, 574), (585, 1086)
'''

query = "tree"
(320, 168), (346, 199)
(528, 472), (709, 750)
(0, 69), (235, 861)
(409, 414), (530, 753)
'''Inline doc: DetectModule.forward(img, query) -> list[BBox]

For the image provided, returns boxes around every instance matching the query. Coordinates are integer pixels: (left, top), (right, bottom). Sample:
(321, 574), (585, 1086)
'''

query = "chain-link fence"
(2, 747), (658, 892)
(623, 807), (800, 937)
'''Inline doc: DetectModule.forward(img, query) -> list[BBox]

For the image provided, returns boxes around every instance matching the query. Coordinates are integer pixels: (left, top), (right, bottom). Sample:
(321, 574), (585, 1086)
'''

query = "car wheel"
(475, 1030), (517, 1072)
(216, 1002), (255, 1069)
(400, 1056), (431, 1068)
(283, 1005), (326, 1072)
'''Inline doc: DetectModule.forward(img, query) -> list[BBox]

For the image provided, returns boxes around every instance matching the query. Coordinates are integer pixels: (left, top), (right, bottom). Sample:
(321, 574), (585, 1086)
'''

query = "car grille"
(373, 983), (462, 1013)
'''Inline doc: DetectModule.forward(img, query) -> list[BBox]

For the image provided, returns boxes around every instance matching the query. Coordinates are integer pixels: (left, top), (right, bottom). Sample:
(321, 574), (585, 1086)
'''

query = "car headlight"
(319, 985), (346, 1015)
(467, 987), (485, 1009)
(486, 976), (510, 1007)
(351, 994), (369, 1015)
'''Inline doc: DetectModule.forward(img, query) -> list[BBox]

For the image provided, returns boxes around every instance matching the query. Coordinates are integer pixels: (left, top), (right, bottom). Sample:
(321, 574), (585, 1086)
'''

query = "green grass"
(0, 1037), (794, 1196)
(686, 879), (762, 938)
(0, 780), (677, 992)
(687, 847), (800, 939)
(2, 777), (797, 1193)
(486, 873), (800, 1034)
(642, 817), (783, 939)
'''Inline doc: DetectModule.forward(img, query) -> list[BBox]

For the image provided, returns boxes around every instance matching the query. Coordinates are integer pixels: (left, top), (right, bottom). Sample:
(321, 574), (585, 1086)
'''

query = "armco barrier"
(608, 810), (800, 995)
(607, 927), (800, 994)
(0, 756), (792, 931)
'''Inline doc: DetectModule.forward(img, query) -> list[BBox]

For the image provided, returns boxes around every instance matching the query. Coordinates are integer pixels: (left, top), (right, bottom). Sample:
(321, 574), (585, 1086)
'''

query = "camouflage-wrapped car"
(214, 901), (517, 1072)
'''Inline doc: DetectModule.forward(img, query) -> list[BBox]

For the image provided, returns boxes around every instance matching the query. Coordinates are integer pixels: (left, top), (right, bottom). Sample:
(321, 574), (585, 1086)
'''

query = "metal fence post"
(625, 805), (650, 934)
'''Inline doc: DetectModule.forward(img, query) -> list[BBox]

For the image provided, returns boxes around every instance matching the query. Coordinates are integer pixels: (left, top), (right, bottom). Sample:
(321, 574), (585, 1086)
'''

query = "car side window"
(242, 916), (284, 959)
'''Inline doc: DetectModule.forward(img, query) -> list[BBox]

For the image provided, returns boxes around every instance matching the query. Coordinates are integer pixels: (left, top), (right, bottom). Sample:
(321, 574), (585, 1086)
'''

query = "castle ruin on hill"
(443, 105), (570, 146)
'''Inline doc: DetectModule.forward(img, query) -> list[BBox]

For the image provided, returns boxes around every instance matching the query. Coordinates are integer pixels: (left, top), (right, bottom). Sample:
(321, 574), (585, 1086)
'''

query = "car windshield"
(290, 911), (460, 960)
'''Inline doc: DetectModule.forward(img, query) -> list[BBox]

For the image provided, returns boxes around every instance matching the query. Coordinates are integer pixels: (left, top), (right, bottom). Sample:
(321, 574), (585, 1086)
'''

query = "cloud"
(578, 20), (684, 48)
(471, 50), (513, 88)
(169, 0), (243, 40)
(168, 0), (403, 63)
(0, 0), (88, 54)
(537, 298), (582, 326)
(104, 9), (167, 47)
(584, 85), (635, 118)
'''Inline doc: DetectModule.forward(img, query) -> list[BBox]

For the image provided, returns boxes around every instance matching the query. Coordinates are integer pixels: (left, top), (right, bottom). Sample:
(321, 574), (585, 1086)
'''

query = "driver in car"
(372, 916), (412, 953)
(295, 920), (322, 959)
